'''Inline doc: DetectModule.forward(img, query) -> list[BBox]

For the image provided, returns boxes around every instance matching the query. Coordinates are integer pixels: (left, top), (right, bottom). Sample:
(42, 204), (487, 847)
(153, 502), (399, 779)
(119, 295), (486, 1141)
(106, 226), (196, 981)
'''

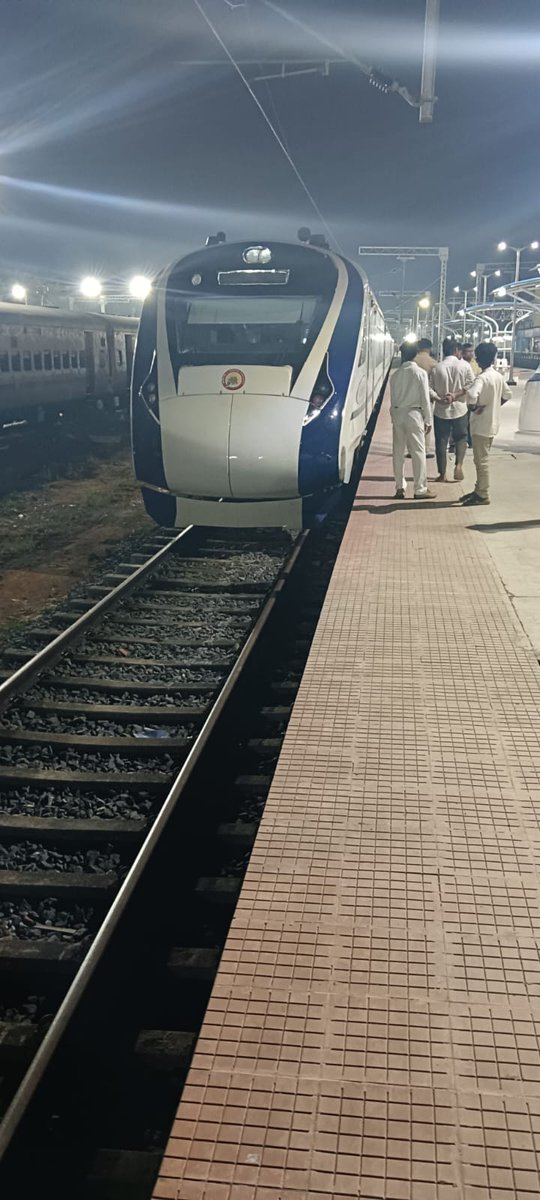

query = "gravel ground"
(48, 659), (223, 685)
(0, 786), (154, 820)
(0, 997), (46, 1024)
(23, 685), (208, 709)
(0, 710), (198, 740)
(76, 639), (233, 664)
(0, 898), (93, 940)
(0, 841), (122, 875)
(0, 744), (175, 774)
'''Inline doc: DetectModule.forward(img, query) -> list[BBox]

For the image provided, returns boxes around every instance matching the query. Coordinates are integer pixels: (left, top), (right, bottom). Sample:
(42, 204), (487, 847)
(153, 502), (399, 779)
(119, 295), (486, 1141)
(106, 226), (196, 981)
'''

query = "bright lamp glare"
(470, 270), (476, 277)
(11, 284), (26, 302)
(129, 275), (152, 300)
(80, 275), (102, 299)
(495, 287), (506, 297)
(531, 241), (539, 251)
(494, 269), (501, 277)
(497, 241), (507, 252)
(418, 296), (430, 309)
(453, 285), (460, 293)
(403, 331), (417, 343)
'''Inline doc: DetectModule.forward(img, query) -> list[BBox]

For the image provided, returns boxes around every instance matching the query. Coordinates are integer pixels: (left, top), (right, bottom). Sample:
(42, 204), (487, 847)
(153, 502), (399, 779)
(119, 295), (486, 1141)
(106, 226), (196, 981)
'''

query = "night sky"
(0, 0), (538, 295)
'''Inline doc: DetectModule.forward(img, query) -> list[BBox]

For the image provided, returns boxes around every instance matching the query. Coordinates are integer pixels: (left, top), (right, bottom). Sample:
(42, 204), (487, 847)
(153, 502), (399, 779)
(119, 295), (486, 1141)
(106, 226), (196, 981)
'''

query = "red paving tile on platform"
(153, 409), (540, 1199)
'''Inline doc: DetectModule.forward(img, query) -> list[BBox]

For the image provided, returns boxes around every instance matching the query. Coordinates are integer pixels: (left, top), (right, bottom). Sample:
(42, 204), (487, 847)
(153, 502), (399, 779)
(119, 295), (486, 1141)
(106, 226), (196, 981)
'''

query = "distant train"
(0, 303), (139, 425)
(132, 234), (393, 528)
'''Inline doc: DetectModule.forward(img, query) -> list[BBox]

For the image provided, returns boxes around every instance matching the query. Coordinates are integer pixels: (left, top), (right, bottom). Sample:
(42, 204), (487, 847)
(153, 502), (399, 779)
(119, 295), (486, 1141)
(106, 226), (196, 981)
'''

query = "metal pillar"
(419, 0), (440, 123)
(437, 248), (448, 355)
(509, 248), (521, 384)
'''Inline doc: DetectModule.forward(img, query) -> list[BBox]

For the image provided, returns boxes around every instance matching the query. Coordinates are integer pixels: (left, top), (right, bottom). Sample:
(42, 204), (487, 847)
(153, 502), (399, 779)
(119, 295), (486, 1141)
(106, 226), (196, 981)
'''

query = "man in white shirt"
(430, 336), (475, 483)
(462, 341), (512, 506)
(390, 342), (436, 500)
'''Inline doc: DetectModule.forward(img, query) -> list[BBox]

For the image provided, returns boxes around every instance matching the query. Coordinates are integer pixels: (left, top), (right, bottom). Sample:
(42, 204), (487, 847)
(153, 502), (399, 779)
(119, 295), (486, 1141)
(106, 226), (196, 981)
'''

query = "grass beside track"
(0, 452), (149, 637)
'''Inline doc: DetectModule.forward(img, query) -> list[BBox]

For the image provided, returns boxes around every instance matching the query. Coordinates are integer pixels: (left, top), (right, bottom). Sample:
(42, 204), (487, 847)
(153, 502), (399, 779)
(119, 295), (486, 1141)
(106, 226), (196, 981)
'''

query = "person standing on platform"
(461, 342), (480, 446)
(430, 336), (475, 483)
(390, 342), (436, 500)
(462, 341), (511, 506)
(414, 337), (437, 459)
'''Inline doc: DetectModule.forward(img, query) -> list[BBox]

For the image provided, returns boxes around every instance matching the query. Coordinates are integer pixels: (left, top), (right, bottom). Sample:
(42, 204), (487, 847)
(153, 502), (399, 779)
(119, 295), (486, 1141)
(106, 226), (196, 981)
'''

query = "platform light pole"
(497, 240), (539, 383)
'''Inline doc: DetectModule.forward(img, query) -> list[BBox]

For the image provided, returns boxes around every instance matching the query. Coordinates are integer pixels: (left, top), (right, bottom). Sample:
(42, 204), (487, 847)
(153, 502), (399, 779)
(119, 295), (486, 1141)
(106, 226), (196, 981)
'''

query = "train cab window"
(11, 353), (21, 372)
(172, 294), (323, 373)
(71, 352), (78, 369)
(79, 351), (86, 369)
(34, 352), (43, 370)
(0, 353), (9, 373)
(100, 336), (106, 347)
(23, 352), (32, 371)
(44, 351), (52, 371)
(53, 352), (61, 370)
(62, 352), (70, 369)
(117, 348), (124, 366)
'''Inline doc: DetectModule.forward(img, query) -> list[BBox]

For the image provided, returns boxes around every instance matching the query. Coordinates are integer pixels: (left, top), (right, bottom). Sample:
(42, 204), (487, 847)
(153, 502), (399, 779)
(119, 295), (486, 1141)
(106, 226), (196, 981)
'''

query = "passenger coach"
(132, 233), (393, 528)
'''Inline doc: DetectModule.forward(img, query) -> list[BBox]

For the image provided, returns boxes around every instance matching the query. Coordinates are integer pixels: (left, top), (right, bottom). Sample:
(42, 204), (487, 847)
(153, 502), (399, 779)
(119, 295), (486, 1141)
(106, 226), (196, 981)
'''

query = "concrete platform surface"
(153, 400), (540, 1200)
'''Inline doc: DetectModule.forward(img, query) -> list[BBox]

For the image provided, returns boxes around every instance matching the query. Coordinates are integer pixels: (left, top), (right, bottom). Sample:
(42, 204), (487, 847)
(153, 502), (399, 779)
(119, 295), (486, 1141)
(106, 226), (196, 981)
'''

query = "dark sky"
(0, 0), (538, 295)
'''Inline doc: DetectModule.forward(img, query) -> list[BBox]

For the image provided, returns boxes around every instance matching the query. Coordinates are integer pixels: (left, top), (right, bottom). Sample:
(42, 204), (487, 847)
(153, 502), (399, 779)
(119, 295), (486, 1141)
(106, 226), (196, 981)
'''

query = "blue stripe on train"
(298, 263), (364, 496)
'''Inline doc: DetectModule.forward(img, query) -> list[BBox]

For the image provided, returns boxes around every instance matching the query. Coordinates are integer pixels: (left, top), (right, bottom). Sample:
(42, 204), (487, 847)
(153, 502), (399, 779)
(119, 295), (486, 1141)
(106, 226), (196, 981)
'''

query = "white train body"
(132, 239), (393, 528)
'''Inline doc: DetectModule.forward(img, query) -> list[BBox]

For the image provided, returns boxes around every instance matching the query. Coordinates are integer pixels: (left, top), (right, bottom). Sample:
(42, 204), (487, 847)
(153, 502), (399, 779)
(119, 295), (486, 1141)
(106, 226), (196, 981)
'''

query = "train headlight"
(243, 246), (272, 265)
(303, 358), (334, 424)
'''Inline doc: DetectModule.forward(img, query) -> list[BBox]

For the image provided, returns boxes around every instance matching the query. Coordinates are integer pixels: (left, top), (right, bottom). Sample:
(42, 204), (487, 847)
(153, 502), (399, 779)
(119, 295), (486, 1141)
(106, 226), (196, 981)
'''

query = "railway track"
(0, 394), (383, 1197)
(0, 526), (297, 1152)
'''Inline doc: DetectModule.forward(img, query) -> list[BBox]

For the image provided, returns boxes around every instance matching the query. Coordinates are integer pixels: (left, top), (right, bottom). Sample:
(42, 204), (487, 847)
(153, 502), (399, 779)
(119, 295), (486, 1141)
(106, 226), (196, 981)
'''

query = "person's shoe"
(426, 452), (435, 459)
(435, 474), (447, 483)
(461, 490), (476, 502)
(414, 489), (437, 499)
(462, 492), (490, 506)
(394, 488), (406, 499)
(454, 464), (464, 481)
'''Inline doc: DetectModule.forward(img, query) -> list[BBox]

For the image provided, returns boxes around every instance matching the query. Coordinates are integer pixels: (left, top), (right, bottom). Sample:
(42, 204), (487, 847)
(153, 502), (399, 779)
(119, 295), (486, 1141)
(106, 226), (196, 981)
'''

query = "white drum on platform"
(518, 366), (540, 434)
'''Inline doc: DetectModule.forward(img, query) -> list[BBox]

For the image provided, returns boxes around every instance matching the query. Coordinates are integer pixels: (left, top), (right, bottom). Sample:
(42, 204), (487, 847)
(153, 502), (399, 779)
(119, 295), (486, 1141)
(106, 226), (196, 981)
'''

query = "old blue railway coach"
(132, 235), (393, 528)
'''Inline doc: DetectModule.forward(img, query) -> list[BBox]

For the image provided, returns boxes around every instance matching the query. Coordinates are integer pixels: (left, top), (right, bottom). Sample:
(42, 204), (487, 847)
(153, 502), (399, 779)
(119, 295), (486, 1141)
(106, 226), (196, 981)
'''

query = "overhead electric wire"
(192, 0), (343, 253)
(262, 0), (420, 110)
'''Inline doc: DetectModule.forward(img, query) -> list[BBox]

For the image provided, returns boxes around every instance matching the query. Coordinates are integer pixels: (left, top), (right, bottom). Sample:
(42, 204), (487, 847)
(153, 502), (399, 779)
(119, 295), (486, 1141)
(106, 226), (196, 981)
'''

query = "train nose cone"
(228, 394), (307, 499)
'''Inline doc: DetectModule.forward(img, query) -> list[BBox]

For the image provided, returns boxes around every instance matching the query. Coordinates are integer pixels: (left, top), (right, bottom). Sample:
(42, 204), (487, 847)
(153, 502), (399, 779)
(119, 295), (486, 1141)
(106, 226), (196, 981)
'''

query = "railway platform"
(153, 390), (540, 1200)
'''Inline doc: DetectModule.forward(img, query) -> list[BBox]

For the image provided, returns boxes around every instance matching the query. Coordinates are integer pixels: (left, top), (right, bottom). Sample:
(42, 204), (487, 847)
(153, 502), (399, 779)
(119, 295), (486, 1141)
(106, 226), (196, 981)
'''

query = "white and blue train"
(132, 233), (393, 528)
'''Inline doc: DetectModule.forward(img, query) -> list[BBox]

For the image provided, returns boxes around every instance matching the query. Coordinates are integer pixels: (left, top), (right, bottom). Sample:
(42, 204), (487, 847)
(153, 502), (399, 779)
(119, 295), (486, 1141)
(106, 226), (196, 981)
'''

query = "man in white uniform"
(390, 342), (436, 500)
(430, 336), (475, 482)
(462, 341), (511, 506)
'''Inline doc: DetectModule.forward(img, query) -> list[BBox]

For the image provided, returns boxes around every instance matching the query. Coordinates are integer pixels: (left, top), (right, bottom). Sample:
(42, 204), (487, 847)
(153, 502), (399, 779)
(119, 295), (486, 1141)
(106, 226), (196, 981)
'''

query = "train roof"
(0, 302), (139, 331)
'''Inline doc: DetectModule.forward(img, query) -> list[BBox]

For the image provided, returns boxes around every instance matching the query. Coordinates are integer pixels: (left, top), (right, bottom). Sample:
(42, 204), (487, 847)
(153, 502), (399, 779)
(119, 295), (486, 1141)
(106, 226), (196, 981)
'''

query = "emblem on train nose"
(222, 369), (245, 391)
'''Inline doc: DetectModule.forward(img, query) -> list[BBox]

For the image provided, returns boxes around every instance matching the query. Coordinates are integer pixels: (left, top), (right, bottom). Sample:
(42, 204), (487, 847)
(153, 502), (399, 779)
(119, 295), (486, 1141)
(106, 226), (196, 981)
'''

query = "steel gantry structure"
(357, 246), (449, 352)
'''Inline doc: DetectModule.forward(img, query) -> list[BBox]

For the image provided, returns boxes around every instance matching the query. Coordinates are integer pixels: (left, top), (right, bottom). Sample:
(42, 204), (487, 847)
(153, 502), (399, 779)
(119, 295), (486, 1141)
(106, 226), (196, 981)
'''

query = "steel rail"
(0, 527), (195, 712)
(0, 530), (309, 1159)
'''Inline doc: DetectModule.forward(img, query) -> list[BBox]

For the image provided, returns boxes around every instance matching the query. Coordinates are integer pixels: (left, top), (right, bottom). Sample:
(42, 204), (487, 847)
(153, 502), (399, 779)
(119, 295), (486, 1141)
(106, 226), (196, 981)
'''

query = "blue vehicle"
(132, 233), (393, 528)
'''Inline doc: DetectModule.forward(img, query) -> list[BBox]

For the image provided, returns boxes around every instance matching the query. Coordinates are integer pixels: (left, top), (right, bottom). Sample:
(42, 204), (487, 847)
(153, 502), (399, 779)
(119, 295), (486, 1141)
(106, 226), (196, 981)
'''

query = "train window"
(0, 353), (9, 373)
(34, 352), (43, 370)
(44, 351), (52, 371)
(62, 352), (70, 369)
(71, 352), (78, 369)
(10, 335), (18, 348)
(100, 336), (106, 347)
(11, 353), (21, 372)
(117, 348), (124, 366)
(98, 350), (106, 368)
(79, 351), (86, 369)
(53, 351), (61, 370)
(172, 294), (323, 370)
(23, 353), (32, 371)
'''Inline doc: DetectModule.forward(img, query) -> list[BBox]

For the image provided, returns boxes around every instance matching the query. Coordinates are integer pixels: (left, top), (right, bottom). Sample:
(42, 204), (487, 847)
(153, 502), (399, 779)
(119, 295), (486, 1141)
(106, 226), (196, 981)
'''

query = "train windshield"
(171, 293), (326, 370)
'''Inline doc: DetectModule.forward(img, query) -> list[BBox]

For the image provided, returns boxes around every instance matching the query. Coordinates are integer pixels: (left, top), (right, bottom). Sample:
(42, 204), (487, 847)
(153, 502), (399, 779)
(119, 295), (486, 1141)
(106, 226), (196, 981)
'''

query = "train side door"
(84, 331), (95, 395)
(106, 329), (115, 382)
